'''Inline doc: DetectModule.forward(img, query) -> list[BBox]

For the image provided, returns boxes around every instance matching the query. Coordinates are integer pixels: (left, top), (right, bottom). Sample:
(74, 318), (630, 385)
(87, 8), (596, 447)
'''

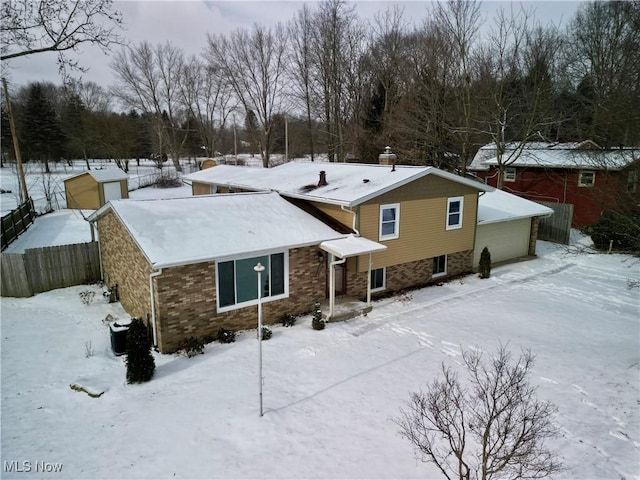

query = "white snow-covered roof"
(183, 161), (492, 206)
(469, 142), (639, 171)
(320, 234), (387, 259)
(89, 192), (346, 268)
(65, 169), (129, 183)
(477, 189), (554, 225)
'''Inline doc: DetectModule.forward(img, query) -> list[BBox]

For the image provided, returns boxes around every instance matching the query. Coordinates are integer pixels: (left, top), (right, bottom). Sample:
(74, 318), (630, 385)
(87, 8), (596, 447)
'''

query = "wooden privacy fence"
(1, 198), (35, 251)
(537, 202), (574, 245)
(1, 242), (101, 297)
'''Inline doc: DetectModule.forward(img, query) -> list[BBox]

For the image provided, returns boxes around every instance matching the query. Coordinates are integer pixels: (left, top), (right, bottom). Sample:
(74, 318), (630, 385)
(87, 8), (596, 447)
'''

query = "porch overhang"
(320, 234), (387, 258)
(320, 235), (387, 321)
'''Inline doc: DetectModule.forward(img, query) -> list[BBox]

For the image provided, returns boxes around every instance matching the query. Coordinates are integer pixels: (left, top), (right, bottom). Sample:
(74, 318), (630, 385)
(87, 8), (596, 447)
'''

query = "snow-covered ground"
(1, 234), (639, 479)
(1, 158), (639, 478)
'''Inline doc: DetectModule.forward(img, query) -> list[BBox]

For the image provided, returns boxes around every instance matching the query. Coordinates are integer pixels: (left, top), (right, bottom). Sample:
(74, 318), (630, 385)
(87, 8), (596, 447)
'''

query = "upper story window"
(217, 252), (287, 312)
(578, 170), (595, 187)
(504, 167), (516, 182)
(379, 203), (400, 241)
(446, 197), (464, 230)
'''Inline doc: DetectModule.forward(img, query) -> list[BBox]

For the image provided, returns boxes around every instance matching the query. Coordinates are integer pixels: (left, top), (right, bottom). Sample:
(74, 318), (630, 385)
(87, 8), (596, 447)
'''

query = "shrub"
(261, 326), (272, 341)
(79, 290), (95, 305)
(584, 209), (640, 253)
(479, 246), (491, 279)
(126, 318), (155, 383)
(311, 300), (325, 330)
(280, 314), (297, 327)
(217, 328), (236, 344)
(178, 336), (205, 357)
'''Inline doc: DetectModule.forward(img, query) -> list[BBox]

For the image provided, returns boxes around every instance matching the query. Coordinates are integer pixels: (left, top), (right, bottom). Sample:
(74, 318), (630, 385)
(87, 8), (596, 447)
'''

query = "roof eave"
(152, 234), (349, 269)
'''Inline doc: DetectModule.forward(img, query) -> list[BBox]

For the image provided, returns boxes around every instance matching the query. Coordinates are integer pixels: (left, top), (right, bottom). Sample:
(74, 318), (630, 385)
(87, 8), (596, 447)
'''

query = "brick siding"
(346, 249), (474, 300)
(154, 246), (326, 353)
(97, 211), (153, 321)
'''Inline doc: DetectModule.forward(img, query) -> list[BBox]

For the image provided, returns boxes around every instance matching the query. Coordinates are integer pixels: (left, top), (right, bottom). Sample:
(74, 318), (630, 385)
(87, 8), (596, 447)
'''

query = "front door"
(326, 258), (347, 298)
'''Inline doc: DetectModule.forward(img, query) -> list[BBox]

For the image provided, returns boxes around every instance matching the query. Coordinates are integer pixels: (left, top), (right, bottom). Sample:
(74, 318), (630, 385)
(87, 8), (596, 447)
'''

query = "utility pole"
(2, 78), (28, 202)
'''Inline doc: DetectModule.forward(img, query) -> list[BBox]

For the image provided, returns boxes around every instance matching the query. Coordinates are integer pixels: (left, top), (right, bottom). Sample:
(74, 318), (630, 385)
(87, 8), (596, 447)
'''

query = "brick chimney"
(318, 170), (328, 187)
(378, 146), (397, 166)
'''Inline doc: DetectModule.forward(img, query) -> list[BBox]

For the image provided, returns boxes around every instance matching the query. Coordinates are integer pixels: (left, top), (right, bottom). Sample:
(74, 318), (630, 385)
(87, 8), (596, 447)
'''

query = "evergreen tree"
(19, 83), (64, 173)
(312, 300), (325, 330)
(61, 92), (89, 167)
(125, 318), (155, 383)
(479, 246), (491, 279)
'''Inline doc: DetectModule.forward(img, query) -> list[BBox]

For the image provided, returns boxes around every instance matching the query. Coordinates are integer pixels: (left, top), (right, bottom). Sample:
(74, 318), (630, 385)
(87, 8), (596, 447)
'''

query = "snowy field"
(1, 234), (639, 479)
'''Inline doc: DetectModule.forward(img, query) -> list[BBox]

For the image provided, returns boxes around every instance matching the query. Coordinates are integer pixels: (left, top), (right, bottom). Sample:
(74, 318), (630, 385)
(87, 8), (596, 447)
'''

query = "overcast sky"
(3, 1), (583, 95)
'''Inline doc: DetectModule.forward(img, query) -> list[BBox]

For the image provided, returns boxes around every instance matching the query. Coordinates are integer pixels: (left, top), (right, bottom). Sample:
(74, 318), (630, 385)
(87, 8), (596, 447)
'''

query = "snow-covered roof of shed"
(183, 161), (492, 206)
(469, 142), (639, 171)
(89, 192), (346, 268)
(65, 169), (129, 183)
(477, 189), (554, 225)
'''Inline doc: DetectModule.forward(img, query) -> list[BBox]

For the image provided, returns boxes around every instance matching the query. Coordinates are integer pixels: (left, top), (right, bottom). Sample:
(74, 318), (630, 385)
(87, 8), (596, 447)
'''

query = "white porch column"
(366, 252), (372, 307)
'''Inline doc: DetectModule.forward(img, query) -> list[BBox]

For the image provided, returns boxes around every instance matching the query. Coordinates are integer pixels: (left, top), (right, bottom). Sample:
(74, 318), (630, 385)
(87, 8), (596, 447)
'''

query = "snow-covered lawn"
(1, 235), (639, 479)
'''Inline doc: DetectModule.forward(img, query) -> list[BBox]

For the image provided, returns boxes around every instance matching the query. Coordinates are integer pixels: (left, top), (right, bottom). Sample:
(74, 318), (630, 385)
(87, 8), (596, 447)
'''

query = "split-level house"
(184, 158), (493, 309)
(469, 141), (640, 227)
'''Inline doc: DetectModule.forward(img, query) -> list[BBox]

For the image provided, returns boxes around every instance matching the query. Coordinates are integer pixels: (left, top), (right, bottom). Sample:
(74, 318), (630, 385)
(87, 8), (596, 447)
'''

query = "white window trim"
(215, 249), (289, 313)
(370, 267), (386, 292)
(432, 255), (447, 278)
(578, 170), (596, 187)
(210, 184), (218, 194)
(446, 197), (464, 231)
(504, 167), (516, 182)
(379, 203), (400, 241)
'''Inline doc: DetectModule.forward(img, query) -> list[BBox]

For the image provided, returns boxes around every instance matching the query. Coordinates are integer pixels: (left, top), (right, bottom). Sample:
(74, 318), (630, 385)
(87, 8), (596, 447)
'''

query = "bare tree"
(433, 0), (482, 174)
(206, 23), (287, 168)
(1, 0), (124, 75)
(397, 346), (563, 480)
(287, 5), (317, 161)
(111, 41), (186, 172)
(473, 7), (557, 188)
(563, 1), (640, 146)
(179, 55), (235, 159)
(310, 0), (365, 162)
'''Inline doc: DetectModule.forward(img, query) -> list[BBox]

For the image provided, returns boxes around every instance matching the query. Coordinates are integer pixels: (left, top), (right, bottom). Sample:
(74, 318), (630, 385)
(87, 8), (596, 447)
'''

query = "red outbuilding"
(469, 141), (639, 228)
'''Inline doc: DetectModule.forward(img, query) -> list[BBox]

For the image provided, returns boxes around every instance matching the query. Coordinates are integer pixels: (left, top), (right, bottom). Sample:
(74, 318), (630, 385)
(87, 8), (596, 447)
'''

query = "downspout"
(149, 268), (163, 348)
(328, 253), (346, 320)
(341, 205), (359, 236)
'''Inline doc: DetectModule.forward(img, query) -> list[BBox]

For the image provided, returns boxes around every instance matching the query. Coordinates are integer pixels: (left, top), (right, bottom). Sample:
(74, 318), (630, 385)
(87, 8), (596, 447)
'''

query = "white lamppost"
(254, 262), (265, 417)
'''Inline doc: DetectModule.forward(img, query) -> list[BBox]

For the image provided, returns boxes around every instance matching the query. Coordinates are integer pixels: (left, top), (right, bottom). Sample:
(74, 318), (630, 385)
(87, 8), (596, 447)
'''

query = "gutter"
(149, 269), (163, 348)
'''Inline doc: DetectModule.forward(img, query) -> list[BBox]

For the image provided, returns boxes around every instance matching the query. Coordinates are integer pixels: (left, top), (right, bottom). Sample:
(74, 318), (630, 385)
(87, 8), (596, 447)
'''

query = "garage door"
(103, 182), (122, 202)
(474, 218), (531, 267)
